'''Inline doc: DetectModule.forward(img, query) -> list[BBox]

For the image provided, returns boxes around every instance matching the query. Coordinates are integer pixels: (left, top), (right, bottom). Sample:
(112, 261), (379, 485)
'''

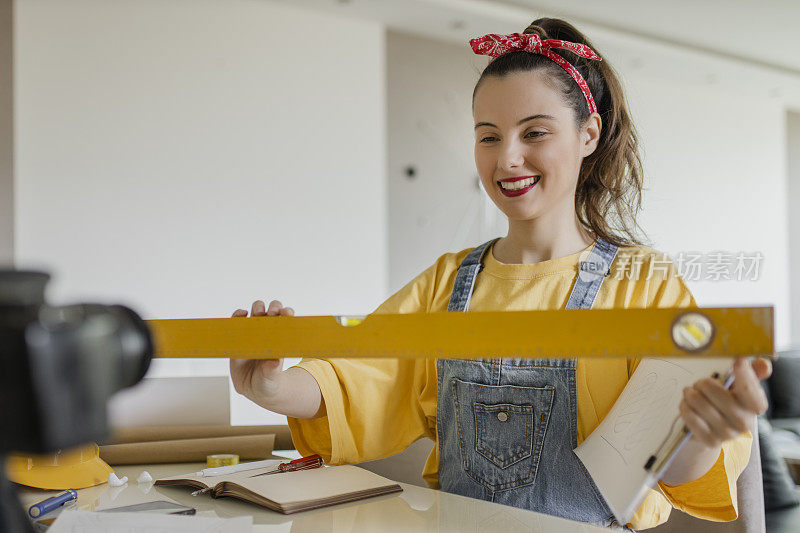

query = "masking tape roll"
(207, 454), (239, 468)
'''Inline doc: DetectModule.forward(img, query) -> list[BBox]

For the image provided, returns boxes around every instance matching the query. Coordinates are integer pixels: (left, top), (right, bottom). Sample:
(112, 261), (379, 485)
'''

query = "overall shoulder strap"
(446, 239), (499, 312)
(565, 238), (619, 310)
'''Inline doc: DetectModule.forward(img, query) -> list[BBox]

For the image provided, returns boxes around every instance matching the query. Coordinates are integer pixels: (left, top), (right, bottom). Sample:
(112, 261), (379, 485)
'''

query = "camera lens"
(38, 304), (153, 392)
(109, 305), (153, 388)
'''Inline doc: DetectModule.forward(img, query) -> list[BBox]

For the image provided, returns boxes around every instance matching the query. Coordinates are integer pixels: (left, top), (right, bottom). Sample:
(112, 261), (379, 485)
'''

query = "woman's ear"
(581, 113), (602, 157)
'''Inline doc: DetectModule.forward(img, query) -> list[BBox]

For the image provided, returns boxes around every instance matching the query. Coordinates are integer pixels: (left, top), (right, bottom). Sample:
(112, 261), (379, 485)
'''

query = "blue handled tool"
(28, 489), (77, 518)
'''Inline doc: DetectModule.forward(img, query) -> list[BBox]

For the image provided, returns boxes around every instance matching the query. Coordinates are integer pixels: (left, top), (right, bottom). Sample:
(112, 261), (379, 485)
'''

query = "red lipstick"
(497, 175), (540, 197)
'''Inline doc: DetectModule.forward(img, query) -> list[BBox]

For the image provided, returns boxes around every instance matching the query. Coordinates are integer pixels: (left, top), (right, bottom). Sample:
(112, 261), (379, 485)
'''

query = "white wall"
(789, 111), (800, 348)
(387, 31), (792, 348)
(14, 0), (387, 425)
(387, 32), (497, 292)
(631, 78), (789, 349)
(0, 0), (11, 265)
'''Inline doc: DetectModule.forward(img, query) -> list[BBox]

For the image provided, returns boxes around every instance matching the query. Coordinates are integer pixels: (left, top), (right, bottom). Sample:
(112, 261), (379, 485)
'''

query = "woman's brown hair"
(473, 18), (645, 247)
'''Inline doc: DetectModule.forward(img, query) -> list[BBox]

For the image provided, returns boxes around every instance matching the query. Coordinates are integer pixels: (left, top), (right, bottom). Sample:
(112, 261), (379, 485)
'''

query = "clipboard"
(574, 358), (746, 524)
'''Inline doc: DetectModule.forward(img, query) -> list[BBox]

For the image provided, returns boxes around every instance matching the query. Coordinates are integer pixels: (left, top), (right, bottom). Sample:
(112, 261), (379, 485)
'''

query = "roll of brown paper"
(106, 424), (293, 450)
(99, 434), (275, 465)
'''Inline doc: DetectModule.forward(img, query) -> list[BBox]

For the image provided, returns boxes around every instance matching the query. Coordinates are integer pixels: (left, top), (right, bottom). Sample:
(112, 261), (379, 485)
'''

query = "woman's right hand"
(229, 300), (294, 405)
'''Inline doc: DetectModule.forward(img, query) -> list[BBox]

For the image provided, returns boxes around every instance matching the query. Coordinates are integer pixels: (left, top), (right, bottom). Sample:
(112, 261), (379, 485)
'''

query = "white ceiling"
(496, 0), (800, 75)
(273, 0), (800, 77)
(268, 0), (800, 110)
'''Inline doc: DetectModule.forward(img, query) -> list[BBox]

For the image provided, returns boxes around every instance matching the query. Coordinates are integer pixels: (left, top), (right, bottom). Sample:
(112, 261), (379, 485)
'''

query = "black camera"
(0, 270), (153, 532)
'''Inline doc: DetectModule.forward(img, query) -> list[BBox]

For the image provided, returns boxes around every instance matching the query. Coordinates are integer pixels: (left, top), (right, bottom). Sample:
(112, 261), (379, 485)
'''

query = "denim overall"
(436, 239), (620, 527)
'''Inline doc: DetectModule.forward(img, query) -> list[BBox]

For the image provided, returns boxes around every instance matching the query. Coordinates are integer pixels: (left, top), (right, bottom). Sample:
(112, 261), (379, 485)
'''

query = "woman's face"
(473, 71), (599, 224)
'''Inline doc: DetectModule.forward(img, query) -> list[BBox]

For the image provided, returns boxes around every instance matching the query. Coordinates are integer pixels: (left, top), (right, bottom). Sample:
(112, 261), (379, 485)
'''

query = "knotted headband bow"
(470, 33), (601, 114)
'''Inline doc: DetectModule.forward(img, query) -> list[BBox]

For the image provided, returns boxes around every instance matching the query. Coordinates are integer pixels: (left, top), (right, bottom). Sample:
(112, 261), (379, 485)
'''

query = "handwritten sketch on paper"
(575, 357), (733, 523)
(601, 363), (683, 466)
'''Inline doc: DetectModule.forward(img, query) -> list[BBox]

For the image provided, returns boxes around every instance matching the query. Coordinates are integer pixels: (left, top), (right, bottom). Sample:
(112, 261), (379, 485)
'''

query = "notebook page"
(232, 465), (400, 505)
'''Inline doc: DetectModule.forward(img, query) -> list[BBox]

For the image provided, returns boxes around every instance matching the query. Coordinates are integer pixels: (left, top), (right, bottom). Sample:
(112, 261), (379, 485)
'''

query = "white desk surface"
(18, 458), (607, 532)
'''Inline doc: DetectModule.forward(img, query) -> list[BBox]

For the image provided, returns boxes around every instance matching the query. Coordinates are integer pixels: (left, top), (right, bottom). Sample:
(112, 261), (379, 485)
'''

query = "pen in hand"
(644, 370), (736, 475)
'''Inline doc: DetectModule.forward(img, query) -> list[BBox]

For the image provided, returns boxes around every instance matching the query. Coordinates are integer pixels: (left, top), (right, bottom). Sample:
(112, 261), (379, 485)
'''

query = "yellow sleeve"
(287, 259), (445, 464)
(626, 253), (750, 527)
(627, 435), (752, 529)
(629, 491), (674, 530)
(656, 433), (752, 522)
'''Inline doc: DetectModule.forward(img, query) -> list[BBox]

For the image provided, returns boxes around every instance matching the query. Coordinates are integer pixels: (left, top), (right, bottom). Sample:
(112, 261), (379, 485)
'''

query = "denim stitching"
(530, 384), (556, 487)
(573, 448), (615, 522)
(451, 378), (555, 491)
(436, 359), (444, 482)
(454, 382), (555, 392)
(492, 384), (557, 494)
(474, 403), (534, 467)
(450, 378), (469, 474)
(452, 359), (575, 368)
(568, 358), (578, 448)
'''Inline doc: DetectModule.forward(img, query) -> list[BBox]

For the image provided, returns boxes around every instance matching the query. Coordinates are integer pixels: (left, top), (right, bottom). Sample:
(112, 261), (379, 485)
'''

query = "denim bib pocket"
(474, 403), (533, 468)
(451, 378), (555, 492)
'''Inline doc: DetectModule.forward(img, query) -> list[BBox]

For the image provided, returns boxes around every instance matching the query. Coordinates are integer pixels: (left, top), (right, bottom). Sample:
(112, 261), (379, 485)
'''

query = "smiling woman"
(473, 74), (602, 240)
(472, 20), (643, 251)
(234, 16), (769, 532)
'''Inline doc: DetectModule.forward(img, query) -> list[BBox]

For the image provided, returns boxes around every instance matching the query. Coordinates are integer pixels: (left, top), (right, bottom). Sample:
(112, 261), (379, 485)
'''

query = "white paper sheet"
(574, 357), (733, 524)
(107, 377), (230, 428)
(48, 510), (252, 533)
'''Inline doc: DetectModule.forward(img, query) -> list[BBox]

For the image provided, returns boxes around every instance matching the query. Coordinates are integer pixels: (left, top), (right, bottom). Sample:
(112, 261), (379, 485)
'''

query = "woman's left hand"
(679, 358), (772, 449)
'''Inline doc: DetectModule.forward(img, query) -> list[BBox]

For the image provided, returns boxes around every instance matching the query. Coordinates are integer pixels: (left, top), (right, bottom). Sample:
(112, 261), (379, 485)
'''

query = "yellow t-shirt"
(288, 243), (751, 530)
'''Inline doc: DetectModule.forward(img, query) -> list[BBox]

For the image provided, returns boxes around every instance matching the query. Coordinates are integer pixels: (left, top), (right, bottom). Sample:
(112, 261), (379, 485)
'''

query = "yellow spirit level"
(148, 307), (773, 360)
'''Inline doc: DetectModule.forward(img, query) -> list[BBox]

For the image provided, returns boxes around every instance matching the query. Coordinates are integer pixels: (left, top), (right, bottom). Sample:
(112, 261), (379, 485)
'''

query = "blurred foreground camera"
(0, 270), (153, 532)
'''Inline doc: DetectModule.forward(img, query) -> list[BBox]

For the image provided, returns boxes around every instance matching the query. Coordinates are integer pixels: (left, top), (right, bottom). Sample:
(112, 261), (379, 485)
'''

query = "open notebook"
(155, 464), (403, 514)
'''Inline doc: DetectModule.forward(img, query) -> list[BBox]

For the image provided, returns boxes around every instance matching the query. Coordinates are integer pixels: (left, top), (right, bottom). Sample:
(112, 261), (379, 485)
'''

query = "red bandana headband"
(469, 33), (601, 114)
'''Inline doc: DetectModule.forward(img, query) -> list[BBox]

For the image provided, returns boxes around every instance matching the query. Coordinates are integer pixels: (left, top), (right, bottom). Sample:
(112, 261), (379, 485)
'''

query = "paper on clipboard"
(574, 357), (733, 524)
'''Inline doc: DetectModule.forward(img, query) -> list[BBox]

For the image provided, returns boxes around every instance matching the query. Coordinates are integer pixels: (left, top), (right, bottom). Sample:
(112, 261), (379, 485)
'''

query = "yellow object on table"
(207, 454), (239, 468)
(6, 443), (113, 490)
